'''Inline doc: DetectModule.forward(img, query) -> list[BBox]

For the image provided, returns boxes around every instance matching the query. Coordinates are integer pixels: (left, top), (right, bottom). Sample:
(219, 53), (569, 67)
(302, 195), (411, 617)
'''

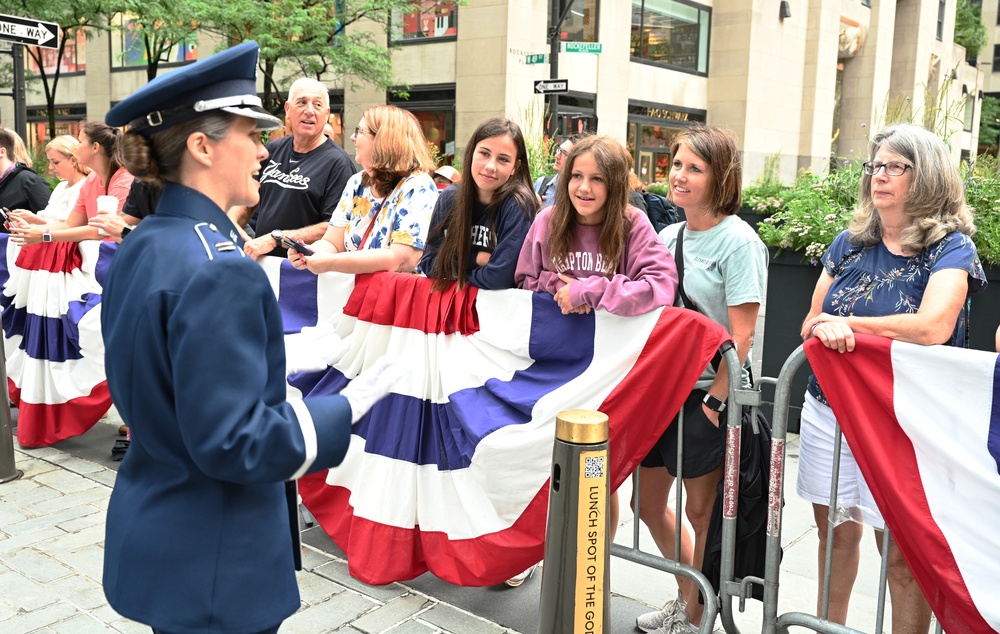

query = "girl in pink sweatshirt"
(514, 135), (678, 316)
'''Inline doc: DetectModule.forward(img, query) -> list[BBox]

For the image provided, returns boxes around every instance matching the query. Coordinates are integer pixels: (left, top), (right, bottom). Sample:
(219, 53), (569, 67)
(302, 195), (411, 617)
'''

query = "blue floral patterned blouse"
(329, 171), (438, 252)
(808, 229), (987, 401)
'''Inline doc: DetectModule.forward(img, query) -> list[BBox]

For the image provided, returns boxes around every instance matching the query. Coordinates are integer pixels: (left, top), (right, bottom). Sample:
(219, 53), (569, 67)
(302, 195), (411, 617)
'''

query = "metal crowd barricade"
(762, 345), (943, 634)
(613, 341), (758, 634)
(0, 334), (22, 484)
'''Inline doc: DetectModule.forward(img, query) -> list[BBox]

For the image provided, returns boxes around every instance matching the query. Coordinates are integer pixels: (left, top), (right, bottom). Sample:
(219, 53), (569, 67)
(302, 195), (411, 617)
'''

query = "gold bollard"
(537, 409), (610, 634)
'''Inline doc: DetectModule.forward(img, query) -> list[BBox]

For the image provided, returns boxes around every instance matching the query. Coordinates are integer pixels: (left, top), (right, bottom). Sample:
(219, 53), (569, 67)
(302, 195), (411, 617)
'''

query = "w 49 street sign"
(0, 14), (59, 48)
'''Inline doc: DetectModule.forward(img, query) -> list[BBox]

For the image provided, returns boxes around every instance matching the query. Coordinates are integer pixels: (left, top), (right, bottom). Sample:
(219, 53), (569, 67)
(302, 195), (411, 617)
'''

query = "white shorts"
(796, 391), (884, 529)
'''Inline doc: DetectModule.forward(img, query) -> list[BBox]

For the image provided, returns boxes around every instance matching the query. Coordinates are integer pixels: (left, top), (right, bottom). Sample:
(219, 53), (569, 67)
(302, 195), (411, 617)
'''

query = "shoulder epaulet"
(193, 222), (244, 261)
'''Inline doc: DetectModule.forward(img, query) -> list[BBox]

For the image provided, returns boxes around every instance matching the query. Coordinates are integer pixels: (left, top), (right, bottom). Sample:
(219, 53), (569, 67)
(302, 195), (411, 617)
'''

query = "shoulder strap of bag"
(540, 175), (555, 194)
(675, 223), (695, 310)
(676, 222), (756, 386)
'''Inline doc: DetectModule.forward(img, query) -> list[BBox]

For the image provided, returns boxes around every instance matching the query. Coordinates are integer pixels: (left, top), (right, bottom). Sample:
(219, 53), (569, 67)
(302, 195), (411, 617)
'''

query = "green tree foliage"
(0, 0), (108, 139)
(955, 0), (987, 62)
(109, 0), (198, 81)
(979, 96), (1000, 148)
(194, 0), (418, 114)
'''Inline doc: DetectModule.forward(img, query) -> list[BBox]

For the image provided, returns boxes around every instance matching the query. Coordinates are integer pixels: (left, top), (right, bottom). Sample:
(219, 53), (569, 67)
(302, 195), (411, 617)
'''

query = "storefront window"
(549, 0), (599, 42)
(628, 101), (705, 184)
(328, 91), (346, 148)
(110, 13), (197, 68)
(389, 85), (456, 161)
(27, 106), (86, 150)
(630, 0), (710, 75)
(28, 29), (86, 75)
(392, 0), (458, 42)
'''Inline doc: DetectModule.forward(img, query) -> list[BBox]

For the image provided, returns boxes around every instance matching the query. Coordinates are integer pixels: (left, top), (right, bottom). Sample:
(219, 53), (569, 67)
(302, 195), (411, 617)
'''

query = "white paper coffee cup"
(96, 195), (118, 214)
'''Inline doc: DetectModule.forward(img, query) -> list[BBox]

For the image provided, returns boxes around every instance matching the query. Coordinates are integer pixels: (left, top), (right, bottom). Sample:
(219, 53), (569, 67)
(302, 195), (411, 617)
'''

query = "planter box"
(759, 248), (816, 434)
(970, 264), (1000, 352)
(737, 208), (767, 233)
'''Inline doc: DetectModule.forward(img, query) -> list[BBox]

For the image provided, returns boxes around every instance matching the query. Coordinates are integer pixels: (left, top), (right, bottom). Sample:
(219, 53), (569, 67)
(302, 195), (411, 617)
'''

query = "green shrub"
(755, 157), (862, 262)
(962, 156), (1000, 267)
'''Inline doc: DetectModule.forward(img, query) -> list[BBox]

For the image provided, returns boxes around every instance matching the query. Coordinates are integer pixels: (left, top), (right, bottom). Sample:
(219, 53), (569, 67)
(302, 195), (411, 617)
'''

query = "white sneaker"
(652, 618), (694, 634)
(636, 597), (687, 632)
(655, 615), (724, 634)
(504, 565), (536, 587)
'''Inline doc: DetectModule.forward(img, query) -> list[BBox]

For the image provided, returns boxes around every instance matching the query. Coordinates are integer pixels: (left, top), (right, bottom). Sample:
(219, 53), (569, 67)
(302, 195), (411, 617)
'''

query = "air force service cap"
(106, 41), (281, 135)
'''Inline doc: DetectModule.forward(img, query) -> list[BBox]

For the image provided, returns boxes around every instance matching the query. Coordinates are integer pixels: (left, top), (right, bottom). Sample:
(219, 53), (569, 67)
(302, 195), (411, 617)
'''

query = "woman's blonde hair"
(548, 135), (634, 275)
(849, 124), (975, 252)
(0, 128), (34, 167)
(45, 135), (91, 177)
(362, 105), (435, 195)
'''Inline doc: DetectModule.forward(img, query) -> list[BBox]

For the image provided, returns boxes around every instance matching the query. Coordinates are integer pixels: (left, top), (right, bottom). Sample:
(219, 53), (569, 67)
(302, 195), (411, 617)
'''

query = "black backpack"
(642, 192), (679, 233)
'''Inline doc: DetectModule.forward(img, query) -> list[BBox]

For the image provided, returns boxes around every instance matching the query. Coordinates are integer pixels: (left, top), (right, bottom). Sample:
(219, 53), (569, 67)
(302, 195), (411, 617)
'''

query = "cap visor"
(222, 105), (282, 130)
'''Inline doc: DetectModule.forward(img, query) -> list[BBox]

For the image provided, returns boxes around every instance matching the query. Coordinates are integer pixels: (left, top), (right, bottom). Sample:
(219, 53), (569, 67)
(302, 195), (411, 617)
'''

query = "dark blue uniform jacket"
(101, 183), (352, 633)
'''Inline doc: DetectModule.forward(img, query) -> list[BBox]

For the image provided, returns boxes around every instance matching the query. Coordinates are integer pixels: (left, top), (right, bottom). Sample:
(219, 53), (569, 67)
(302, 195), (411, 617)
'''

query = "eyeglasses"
(862, 161), (912, 177)
(556, 147), (570, 158)
(352, 126), (373, 138)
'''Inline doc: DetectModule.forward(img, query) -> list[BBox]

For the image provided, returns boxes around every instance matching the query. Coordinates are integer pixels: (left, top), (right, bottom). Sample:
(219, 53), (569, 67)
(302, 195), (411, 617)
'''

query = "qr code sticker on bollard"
(584, 455), (605, 479)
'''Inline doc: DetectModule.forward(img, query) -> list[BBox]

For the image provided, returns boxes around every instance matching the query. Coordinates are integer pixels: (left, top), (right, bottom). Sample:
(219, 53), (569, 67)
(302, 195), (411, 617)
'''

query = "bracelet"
(810, 322), (824, 335)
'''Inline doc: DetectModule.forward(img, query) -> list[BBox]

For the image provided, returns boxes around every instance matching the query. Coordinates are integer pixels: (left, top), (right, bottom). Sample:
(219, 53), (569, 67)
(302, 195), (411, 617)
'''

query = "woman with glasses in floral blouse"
(288, 105), (438, 274)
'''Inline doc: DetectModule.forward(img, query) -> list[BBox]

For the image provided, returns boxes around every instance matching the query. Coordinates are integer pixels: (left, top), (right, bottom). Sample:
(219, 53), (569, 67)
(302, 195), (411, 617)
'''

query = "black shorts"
(641, 388), (726, 479)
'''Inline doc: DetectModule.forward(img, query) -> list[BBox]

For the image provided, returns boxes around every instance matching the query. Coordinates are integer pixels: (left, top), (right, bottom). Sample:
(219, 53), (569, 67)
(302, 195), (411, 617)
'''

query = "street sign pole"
(548, 0), (560, 141)
(0, 14), (60, 139)
(12, 45), (25, 140)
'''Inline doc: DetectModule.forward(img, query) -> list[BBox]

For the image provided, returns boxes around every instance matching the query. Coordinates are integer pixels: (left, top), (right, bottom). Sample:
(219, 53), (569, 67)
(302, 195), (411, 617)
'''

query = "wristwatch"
(121, 225), (134, 238)
(42, 230), (52, 243)
(270, 229), (283, 245)
(703, 394), (726, 413)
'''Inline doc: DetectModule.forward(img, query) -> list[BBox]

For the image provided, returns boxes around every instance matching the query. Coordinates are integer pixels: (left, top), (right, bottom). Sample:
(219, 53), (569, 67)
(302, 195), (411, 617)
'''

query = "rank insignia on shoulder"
(215, 241), (236, 252)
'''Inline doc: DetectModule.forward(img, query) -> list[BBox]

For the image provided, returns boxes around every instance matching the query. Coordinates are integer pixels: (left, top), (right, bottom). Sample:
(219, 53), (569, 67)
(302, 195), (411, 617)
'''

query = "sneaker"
(503, 565), (536, 587)
(636, 598), (687, 632)
(657, 616), (724, 634)
(651, 617), (694, 634)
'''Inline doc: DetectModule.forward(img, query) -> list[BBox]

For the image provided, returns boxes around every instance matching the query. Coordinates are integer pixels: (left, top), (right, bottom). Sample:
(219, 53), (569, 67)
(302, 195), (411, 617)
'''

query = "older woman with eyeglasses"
(796, 124), (986, 632)
(287, 105), (438, 275)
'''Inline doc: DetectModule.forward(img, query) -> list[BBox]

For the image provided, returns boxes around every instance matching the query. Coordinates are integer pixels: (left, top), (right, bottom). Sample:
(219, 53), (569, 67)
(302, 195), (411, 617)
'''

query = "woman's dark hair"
(430, 117), (538, 290)
(122, 113), (237, 186)
(82, 121), (126, 180)
(547, 135), (633, 275)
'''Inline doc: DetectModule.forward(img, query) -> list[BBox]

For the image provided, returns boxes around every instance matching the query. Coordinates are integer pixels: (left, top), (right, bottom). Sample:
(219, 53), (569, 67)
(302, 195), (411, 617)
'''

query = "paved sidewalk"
(0, 441), (519, 634)
(1, 419), (894, 634)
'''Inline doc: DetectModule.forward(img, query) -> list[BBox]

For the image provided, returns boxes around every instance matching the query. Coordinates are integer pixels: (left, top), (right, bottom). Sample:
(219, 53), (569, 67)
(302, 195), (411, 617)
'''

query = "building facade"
(1, 0), (982, 184)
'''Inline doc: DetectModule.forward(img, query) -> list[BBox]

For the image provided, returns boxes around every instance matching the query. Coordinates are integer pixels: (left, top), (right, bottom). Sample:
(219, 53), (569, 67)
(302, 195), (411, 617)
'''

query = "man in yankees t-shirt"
(238, 77), (356, 258)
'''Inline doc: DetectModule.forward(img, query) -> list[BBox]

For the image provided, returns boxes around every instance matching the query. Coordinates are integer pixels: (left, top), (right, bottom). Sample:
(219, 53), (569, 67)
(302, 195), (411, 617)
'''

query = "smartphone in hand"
(0, 207), (11, 231)
(281, 236), (314, 256)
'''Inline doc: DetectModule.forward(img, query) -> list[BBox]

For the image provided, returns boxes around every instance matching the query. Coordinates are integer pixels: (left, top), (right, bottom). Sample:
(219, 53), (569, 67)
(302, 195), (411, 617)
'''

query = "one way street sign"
(0, 14), (59, 48)
(534, 79), (568, 94)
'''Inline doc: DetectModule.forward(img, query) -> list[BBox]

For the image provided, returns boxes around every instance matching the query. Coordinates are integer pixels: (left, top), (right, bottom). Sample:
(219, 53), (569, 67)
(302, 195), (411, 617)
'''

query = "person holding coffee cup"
(10, 121), (136, 245)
